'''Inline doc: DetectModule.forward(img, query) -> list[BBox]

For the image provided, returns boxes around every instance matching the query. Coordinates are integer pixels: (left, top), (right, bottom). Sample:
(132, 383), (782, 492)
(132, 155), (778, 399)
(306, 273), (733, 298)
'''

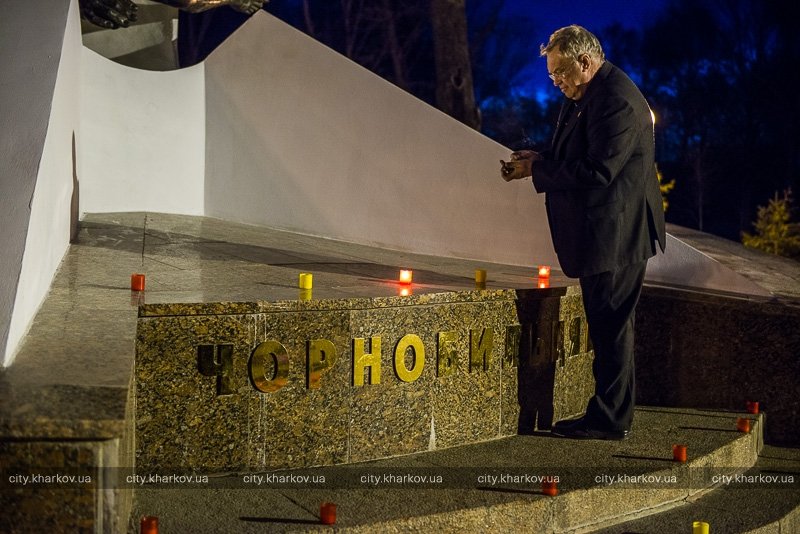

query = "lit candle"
(746, 401), (759, 414)
(537, 277), (550, 289)
(131, 273), (146, 292)
(298, 273), (313, 289)
(320, 502), (336, 525)
(541, 476), (558, 496)
(672, 444), (687, 463)
(399, 269), (413, 284)
(692, 521), (709, 534)
(736, 417), (751, 433)
(140, 516), (158, 534)
(537, 265), (551, 278)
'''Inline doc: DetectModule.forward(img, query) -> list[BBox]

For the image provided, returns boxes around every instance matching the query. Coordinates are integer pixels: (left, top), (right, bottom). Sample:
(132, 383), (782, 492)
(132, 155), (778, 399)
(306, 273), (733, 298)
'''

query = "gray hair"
(540, 25), (605, 62)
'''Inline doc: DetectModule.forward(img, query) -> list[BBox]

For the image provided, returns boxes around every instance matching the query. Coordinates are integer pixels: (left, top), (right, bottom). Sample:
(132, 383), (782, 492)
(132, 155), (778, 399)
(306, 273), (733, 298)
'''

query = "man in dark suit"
(502, 25), (666, 440)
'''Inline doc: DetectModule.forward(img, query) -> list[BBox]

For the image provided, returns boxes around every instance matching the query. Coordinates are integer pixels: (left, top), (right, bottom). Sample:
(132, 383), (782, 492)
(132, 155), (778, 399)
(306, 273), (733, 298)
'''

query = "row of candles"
(139, 402), (759, 531)
(672, 401), (759, 463)
(307, 401), (759, 527)
(130, 266), (555, 293)
(299, 266), (552, 290)
(143, 506), (714, 531)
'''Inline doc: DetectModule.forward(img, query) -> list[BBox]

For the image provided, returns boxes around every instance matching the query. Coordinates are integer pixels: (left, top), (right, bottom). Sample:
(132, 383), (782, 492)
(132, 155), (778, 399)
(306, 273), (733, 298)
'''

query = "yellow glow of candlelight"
(538, 277), (550, 289)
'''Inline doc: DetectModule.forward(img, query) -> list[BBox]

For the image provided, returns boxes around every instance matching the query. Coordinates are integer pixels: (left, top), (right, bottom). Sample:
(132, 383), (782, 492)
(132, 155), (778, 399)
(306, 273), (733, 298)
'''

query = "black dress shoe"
(552, 417), (630, 441)
(552, 416), (589, 433)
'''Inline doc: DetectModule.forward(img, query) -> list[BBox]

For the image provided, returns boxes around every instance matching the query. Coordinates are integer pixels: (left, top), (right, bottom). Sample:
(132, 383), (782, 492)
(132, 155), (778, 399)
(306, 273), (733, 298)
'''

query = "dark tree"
(639, 0), (799, 239)
(430, 0), (480, 128)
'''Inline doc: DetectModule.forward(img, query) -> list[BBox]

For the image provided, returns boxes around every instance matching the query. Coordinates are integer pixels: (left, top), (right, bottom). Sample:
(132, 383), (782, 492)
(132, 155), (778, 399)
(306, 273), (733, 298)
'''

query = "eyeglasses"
(548, 62), (575, 81)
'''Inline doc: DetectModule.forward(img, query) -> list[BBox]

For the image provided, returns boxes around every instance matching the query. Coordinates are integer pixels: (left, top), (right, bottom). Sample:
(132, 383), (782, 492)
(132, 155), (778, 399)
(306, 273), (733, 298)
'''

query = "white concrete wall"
(202, 12), (766, 297)
(204, 12), (558, 267)
(6, 0), (84, 366)
(1, 7), (772, 368)
(79, 48), (205, 215)
(1, 0), (76, 366)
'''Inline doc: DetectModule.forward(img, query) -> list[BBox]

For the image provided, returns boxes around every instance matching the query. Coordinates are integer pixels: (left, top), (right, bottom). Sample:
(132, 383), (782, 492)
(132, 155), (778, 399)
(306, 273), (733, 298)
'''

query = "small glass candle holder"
(320, 502), (336, 525)
(736, 417), (751, 433)
(672, 444), (687, 463)
(131, 273), (146, 291)
(140, 516), (158, 534)
(541, 476), (558, 496)
(298, 273), (313, 289)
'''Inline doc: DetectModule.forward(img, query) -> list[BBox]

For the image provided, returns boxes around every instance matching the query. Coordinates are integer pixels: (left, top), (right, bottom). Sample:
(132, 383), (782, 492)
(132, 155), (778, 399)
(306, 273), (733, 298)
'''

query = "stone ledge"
(593, 443), (800, 533)
(666, 223), (800, 300)
(129, 407), (766, 533)
(134, 286), (591, 471)
(636, 285), (800, 447)
(0, 212), (575, 532)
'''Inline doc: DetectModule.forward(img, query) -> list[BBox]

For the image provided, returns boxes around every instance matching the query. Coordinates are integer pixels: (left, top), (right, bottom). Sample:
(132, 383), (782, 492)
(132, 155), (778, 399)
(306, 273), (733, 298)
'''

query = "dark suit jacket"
(532, 61), (666, 278)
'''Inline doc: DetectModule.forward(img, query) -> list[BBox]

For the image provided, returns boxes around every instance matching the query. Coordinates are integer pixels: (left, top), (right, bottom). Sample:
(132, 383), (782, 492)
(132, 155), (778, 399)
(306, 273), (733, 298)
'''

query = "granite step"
(591, 444), (800, 534)
(130, 407), (769, 533)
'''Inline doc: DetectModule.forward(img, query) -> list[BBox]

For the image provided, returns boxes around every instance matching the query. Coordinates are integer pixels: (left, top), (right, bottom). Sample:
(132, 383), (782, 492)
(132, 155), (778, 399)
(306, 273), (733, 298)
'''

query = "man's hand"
(500, 150), (540, 181)
(80, 0), (138, 29)
(500, 159), (532, 181)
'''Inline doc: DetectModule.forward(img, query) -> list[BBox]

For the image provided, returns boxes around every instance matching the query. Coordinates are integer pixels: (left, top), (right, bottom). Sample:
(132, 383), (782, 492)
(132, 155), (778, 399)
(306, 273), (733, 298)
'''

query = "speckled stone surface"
(116, 212), (593, 471)
(1, 212), (586, 532)
(594, 443), (800, 533)
(635, 286), (800, 446)
(0, 438), (132, 533)
(136, 291), (582, 470)
(129, 407), (780, 533)
(6, 212), (800, 533)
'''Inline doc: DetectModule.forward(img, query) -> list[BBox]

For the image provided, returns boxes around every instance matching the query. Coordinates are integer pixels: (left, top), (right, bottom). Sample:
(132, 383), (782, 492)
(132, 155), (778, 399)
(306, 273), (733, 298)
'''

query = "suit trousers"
(579, 260), (647, 431)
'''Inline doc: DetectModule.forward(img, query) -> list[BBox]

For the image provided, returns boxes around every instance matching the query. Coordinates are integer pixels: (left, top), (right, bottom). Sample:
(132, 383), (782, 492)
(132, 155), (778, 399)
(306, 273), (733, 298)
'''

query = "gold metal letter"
(353, 337), (381, 386)
(437, 331), (459, 377)
(249, 340), (290, 393)
(470, 328), (494, 372)
(394, 334), (425, 383)
(307, 339), (338, 389)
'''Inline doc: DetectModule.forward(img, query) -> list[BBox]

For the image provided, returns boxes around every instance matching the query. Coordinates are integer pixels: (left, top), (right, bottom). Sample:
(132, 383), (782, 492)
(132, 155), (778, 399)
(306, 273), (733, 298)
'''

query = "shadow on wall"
(71, 132), (79, 243)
